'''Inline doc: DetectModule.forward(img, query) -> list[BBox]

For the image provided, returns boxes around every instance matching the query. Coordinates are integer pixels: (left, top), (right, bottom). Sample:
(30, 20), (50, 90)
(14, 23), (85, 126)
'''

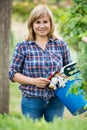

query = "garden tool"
(48, 62), (80, 80)
(60, 62), (80, 76)
(49, 76), (67, 89)
(48, 62), (80, 89)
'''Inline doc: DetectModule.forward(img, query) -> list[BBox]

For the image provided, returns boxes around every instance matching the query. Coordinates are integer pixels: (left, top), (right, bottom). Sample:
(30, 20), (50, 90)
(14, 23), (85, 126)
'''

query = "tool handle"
(48, 71), (56, 80)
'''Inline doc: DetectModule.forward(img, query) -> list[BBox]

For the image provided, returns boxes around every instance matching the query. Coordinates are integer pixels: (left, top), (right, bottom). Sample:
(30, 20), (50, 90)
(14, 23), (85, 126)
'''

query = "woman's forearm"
(13, 73), (36, 85)
(13, 73), (50, 88)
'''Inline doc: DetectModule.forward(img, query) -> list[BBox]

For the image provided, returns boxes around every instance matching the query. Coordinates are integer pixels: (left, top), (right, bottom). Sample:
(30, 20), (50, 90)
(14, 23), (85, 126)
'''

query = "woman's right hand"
(13, 73), (50, 88)
(33, 77), (50, 88)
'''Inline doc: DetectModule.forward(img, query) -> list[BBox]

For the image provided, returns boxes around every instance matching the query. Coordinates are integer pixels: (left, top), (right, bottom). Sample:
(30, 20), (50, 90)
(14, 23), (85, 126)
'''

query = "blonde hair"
(26, 5), (55, 41)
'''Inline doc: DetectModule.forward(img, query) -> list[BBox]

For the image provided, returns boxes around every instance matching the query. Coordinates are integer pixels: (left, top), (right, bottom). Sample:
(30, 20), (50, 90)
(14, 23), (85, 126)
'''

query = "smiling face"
(33, 14), (51, 39)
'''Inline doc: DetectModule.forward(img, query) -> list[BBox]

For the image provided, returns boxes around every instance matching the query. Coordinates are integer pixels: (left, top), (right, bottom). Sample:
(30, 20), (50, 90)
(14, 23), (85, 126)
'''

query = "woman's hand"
(13, 73), (50, 88)
(33, 77), (50, 88)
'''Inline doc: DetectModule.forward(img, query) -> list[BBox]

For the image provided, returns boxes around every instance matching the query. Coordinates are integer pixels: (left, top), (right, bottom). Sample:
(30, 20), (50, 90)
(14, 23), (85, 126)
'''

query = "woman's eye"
(35, 21), (49, 24)
(36, 21), (40, 24)
(44, 21), (48, 23)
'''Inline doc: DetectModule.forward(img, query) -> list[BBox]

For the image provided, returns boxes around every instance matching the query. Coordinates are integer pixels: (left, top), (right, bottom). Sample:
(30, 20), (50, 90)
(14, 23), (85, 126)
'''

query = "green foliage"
(0, 114), (87, 130)
(12, 1), (64, 22)
(50, 7), (64, 23)
(12, 1), (35, 22)
(59, 0), (87, 94)
(78, 43), (87, 93)
(68, 78), (87, 99)
(59, 0), (87, 50)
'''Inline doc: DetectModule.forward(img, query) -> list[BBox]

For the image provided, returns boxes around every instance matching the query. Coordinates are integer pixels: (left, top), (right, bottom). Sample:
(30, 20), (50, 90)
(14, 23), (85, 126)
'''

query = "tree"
(0, 0), (12, 114)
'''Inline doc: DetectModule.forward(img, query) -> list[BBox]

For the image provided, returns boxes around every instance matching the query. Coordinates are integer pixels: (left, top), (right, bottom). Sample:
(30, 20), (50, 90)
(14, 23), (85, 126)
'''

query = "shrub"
(59, 0), (87, 96)
(59, 0), (87, 50)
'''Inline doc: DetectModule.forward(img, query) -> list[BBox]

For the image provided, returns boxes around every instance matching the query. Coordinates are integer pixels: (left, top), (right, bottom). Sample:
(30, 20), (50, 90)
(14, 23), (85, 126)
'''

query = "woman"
(8, 5), (71, 122)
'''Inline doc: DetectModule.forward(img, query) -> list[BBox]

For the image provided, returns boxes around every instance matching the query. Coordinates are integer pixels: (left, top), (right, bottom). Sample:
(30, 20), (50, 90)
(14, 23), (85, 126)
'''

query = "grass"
(0, 113), (87, 130)
(10, 82), (21, 114)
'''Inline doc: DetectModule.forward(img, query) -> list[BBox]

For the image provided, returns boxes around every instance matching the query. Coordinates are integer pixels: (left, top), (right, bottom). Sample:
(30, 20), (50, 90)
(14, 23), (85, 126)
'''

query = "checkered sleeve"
(8, 42), (25, 82)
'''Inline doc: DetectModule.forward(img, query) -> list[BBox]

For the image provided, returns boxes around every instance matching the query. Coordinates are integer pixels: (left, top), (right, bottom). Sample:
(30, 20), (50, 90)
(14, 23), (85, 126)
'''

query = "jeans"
(21, 96), (64, 122)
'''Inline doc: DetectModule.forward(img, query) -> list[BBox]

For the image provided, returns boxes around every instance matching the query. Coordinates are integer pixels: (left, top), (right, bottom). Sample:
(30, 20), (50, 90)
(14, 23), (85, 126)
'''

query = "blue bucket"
(55, 79), (87, 115)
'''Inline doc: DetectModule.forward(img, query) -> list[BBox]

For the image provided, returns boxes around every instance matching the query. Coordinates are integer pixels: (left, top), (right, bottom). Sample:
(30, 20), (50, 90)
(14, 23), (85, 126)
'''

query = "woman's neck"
(35, 36), (48, 50)
(35, 36), (48, 43)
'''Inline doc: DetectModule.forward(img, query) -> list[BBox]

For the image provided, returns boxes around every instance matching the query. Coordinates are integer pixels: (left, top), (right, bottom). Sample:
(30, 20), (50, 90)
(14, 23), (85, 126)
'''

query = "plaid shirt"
(8, 38), (71, 103)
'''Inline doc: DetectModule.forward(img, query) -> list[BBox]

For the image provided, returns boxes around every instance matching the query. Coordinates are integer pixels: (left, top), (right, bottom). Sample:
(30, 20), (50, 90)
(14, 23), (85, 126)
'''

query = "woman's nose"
(40, 23), (44, 27)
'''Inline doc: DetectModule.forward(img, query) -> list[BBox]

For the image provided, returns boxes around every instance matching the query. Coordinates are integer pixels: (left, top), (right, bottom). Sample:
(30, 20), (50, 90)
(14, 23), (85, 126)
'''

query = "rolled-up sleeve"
(8, 43), (25, 82)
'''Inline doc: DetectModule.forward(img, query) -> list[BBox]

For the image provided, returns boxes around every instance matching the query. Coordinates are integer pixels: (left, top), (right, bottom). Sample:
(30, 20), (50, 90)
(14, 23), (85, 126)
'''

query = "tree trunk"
(0, 0), (12, 114)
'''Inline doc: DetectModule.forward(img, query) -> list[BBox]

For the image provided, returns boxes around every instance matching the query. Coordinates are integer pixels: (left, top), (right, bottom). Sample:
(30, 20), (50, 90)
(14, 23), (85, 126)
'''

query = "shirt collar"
(28, 40), (35, 44)
(27, 38), (54, 45)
